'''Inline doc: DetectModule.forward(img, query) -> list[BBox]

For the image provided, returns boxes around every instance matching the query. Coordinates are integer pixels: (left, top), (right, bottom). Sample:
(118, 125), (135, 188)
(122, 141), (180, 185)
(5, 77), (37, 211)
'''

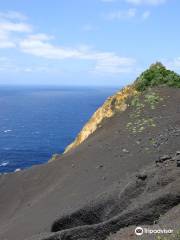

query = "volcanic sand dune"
(0, 87), (180, 240)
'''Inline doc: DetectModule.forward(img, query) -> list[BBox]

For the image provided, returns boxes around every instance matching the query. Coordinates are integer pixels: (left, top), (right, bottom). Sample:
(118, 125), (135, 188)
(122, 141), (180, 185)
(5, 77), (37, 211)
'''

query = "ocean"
(0, 86), (118, 173)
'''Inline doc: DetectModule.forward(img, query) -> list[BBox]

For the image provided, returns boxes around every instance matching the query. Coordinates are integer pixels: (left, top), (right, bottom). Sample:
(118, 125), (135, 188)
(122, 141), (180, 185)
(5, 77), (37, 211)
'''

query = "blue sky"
(0, 0), (179, 86)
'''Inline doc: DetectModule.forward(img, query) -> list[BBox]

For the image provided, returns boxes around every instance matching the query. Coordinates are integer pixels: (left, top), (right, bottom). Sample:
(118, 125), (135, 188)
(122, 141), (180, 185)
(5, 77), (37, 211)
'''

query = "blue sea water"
(0, 86), (118, 173)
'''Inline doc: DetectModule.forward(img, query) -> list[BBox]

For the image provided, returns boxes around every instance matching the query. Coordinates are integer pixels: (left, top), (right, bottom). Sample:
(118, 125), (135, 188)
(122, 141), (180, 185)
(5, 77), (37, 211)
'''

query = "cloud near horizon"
(105, 8), (137, 20)
(126, 0), (166, 5)
(101, 0), (167, 5)
(0, 11), (32, 49)
(102, 0), (166, 21)
(0, 11), (136, 75)
(105, 8), (151, 20)
(0, 11), (27, 21)
(20, 34), (136, 74)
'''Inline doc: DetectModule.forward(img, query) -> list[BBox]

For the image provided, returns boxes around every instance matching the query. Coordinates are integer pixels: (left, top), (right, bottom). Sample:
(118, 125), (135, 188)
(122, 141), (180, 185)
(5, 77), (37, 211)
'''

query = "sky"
(0, 0), (180, 86)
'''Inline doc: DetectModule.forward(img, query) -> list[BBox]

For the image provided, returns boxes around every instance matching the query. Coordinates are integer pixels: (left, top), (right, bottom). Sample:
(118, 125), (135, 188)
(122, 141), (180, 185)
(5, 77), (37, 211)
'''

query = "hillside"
(64, 62), (180, 153)
(0, 63), (180, 240)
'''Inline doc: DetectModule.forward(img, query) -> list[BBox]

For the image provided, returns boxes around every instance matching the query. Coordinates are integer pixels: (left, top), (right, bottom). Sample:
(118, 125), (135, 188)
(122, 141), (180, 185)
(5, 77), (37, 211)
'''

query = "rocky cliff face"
(64, 85), (137, 153)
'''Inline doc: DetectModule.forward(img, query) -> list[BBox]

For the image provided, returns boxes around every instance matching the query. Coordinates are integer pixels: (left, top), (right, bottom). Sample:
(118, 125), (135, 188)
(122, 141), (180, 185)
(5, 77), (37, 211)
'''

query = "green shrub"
(134, 62), (180, 91)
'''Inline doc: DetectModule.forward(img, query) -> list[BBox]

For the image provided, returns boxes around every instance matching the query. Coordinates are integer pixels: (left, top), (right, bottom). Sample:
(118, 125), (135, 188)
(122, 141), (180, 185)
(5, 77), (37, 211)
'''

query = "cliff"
(64, 86), (138, 153)
(64, 62), (180, 153)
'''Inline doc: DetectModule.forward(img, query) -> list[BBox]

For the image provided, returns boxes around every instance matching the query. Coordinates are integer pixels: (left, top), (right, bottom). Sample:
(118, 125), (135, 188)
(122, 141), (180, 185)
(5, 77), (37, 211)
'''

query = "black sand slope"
(0, 85), (180, 240)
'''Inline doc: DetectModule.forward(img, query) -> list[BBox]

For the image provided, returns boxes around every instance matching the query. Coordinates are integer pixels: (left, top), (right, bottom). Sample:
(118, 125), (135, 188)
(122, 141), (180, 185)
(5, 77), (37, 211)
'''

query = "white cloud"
(0, 21), (32, 32)
(105, 8), (152, 21)
(0, 11), (27, 21)
(0, 11), (136, 75)
(106, 8), (137, 20)
(142, 10), (151, 19)
(19, 34), (86, 59)
(94, 52), (136, 73)
(0, 12), (32, 48)
(19, 34), (136, 74)
(101, 0), (166, 4)
(126, 0), (166, 5)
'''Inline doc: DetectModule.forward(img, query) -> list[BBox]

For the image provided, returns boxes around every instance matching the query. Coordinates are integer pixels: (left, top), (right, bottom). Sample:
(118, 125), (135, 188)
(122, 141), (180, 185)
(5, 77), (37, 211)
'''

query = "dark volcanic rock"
(28, 163), (180, 240)
(172, 151), (180, 167)
(176, 151), (180, 156)
(136, 172), (147, 181)
(177, 160), (180, 167)
(156, 155), (172, 164)
(0, 86), (180, 240)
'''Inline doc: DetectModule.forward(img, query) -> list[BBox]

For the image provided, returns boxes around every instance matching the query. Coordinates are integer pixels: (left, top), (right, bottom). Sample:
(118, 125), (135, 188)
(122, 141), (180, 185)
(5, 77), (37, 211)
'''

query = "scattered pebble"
(176, 151), (180, 156)
(136, 172), (147, 181)
(122, 148), (129, 153)
(156, 155), (171, 164)
(96, 164), (104, 169)
(155, 151), (180, 168)
(177, 160), (180, 167)
(174, 151), (180, 167)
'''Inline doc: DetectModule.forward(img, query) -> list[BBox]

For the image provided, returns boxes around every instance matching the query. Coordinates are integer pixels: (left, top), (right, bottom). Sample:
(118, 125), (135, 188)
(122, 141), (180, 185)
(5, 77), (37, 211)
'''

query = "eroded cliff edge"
(64, 85), (138, 153)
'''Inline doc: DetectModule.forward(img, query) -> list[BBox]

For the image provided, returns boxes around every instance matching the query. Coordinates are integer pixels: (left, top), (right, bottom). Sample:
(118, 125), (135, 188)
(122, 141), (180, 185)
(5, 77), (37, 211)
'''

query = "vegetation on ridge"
(63, 62), (180, 154)
(134, 62), (180, 91)
(125, 62), (180, 135)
